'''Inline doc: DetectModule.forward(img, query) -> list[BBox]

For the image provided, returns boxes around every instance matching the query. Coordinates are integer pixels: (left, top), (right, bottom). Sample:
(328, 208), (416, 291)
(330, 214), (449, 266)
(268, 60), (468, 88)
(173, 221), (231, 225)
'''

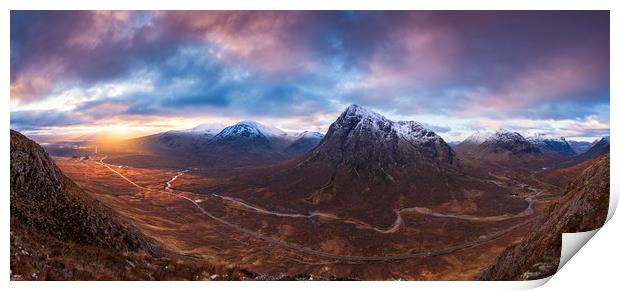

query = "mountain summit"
(244, 105), (462, 226)
(304, 104), (456, 170)
(526, 134), (576, 157)
(457, 129), (541, 157)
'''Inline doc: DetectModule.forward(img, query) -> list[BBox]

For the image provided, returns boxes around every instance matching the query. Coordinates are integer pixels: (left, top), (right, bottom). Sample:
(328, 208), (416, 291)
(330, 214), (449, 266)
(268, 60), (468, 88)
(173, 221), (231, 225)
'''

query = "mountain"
(576, 136), (610, 161)
(208, 120), (302, 151)
(454, 131), (493, 153)
(218, 105), (466, 226)
(285, 131), (324, 155)
(456, 130), (541, 159)
(302, 104), (456, 170)
(100, 121), (322, 170)
(567, 140), (593, 155)
(477, 129), (541, 156)
(526, 134), (576, 157)
(209, 121), (277, 151)
(138, 130), (209, 150)
(478, 154), (609, 280)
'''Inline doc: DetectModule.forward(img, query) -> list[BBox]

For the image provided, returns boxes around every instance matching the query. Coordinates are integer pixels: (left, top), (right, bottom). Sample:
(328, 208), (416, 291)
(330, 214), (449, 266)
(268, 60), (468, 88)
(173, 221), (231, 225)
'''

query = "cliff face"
(478, 154), (610, 280)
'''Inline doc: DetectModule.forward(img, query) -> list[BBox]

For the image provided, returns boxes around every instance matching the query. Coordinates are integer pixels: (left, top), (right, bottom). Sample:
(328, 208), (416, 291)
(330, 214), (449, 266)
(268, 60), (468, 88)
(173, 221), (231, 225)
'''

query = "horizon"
(14, 103), (606, 144)
(10, 11), (610, 142)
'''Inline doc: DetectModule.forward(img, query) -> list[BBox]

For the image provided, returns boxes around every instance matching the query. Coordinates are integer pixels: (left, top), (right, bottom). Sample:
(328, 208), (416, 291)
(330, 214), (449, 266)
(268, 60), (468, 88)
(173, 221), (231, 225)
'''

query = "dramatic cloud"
(10, 11), (609, 140)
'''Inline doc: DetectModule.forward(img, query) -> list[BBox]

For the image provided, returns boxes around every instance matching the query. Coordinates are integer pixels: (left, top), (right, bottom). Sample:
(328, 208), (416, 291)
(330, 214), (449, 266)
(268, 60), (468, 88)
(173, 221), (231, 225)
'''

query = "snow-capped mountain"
(461, 131), (494, 145)
(210, 120), (290, 151)
(303, 104), (456, 170)
(526, 134), (576, 157)
(223, 121), (288, 138)
(477, 129), (541, 155)
(327, 104), (444, 144)
(132, 123), (225, 152)
(242, 104), (463, 226)
(211, 120), (296, 143)
(455, 129), (542, 161)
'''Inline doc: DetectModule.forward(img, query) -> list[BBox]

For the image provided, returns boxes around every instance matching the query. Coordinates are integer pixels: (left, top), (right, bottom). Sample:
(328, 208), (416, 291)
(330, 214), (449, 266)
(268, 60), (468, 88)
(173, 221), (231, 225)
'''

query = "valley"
(52, 150), (560, 279)
(12, 105), (610, 280)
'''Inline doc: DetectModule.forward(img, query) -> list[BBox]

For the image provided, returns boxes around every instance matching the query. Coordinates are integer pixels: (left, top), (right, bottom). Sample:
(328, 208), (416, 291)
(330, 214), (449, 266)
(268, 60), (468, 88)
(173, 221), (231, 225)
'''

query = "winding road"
(96, 157), (538, 262)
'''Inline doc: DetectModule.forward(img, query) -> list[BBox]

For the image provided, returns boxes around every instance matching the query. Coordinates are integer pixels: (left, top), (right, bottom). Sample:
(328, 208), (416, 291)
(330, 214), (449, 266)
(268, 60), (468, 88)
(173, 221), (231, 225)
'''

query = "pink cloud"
(361, 18), (462, 89)
(458, 54), (607, 117)
(157, 11), (316, 74)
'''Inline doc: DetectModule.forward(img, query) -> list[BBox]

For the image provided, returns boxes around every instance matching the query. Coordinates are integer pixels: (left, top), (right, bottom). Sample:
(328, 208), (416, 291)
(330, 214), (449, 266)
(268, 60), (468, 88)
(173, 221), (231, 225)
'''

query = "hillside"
(478, 154), (609, 280)
(10, 130), (248, 280)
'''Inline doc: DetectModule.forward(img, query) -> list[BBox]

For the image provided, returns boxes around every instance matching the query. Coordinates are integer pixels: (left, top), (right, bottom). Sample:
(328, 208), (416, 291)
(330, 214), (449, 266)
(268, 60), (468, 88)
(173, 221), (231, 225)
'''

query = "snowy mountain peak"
(462, 129), (526, 146)
(215, 122), (263, 140)
(526, 133), (575, 157)
(341, 104), (389, 123)
(333, 104), (440, 144)
(222, 120), (288, 138)
(306, 104), (456, 170)
(488, 129), (527, 143)
(526, 133), (567, 144)
(462, 131), (493, 145)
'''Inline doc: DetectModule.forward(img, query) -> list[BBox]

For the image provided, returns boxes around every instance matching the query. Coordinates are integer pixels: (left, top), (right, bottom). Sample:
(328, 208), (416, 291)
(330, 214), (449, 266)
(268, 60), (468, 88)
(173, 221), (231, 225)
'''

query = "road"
(96, 158), (538, 262)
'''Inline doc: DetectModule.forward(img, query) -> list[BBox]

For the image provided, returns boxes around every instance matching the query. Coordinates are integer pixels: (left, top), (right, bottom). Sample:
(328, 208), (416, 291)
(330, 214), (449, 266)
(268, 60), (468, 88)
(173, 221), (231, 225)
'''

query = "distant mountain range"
(105, 120), (324, 169)
(42, 104), (608, 172)
(455, 129), (608, 167)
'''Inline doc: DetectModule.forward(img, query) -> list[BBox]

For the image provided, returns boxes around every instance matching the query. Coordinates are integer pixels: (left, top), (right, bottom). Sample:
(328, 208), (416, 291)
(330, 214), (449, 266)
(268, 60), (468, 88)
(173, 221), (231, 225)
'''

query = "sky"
(10, 11), (610, 142)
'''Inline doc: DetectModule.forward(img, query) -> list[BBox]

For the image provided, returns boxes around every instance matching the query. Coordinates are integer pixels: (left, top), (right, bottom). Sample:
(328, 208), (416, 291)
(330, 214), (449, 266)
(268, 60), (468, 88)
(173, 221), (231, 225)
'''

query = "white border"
(2, 1), (617, 291)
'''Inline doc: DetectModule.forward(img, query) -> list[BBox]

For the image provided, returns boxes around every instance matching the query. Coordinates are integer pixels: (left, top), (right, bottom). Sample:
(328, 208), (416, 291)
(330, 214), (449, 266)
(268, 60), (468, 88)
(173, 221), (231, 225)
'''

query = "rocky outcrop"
(10, 129), (152, 253)
(478, 154), (609, 280)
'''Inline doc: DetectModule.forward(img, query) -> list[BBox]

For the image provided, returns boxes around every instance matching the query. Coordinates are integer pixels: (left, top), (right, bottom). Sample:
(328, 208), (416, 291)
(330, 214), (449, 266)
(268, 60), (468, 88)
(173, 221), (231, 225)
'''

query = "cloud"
(10, 110), (84, 130)
(10, 11), (610, 139)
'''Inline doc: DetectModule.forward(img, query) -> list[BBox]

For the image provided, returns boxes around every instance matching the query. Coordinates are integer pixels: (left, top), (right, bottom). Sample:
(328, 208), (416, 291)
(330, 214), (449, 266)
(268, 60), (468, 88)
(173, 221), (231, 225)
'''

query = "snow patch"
(294, 131), (325, 140)
(462, 131), (493, 144)
(338, 104), (440, 144)
(526, 133), (567, 145)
